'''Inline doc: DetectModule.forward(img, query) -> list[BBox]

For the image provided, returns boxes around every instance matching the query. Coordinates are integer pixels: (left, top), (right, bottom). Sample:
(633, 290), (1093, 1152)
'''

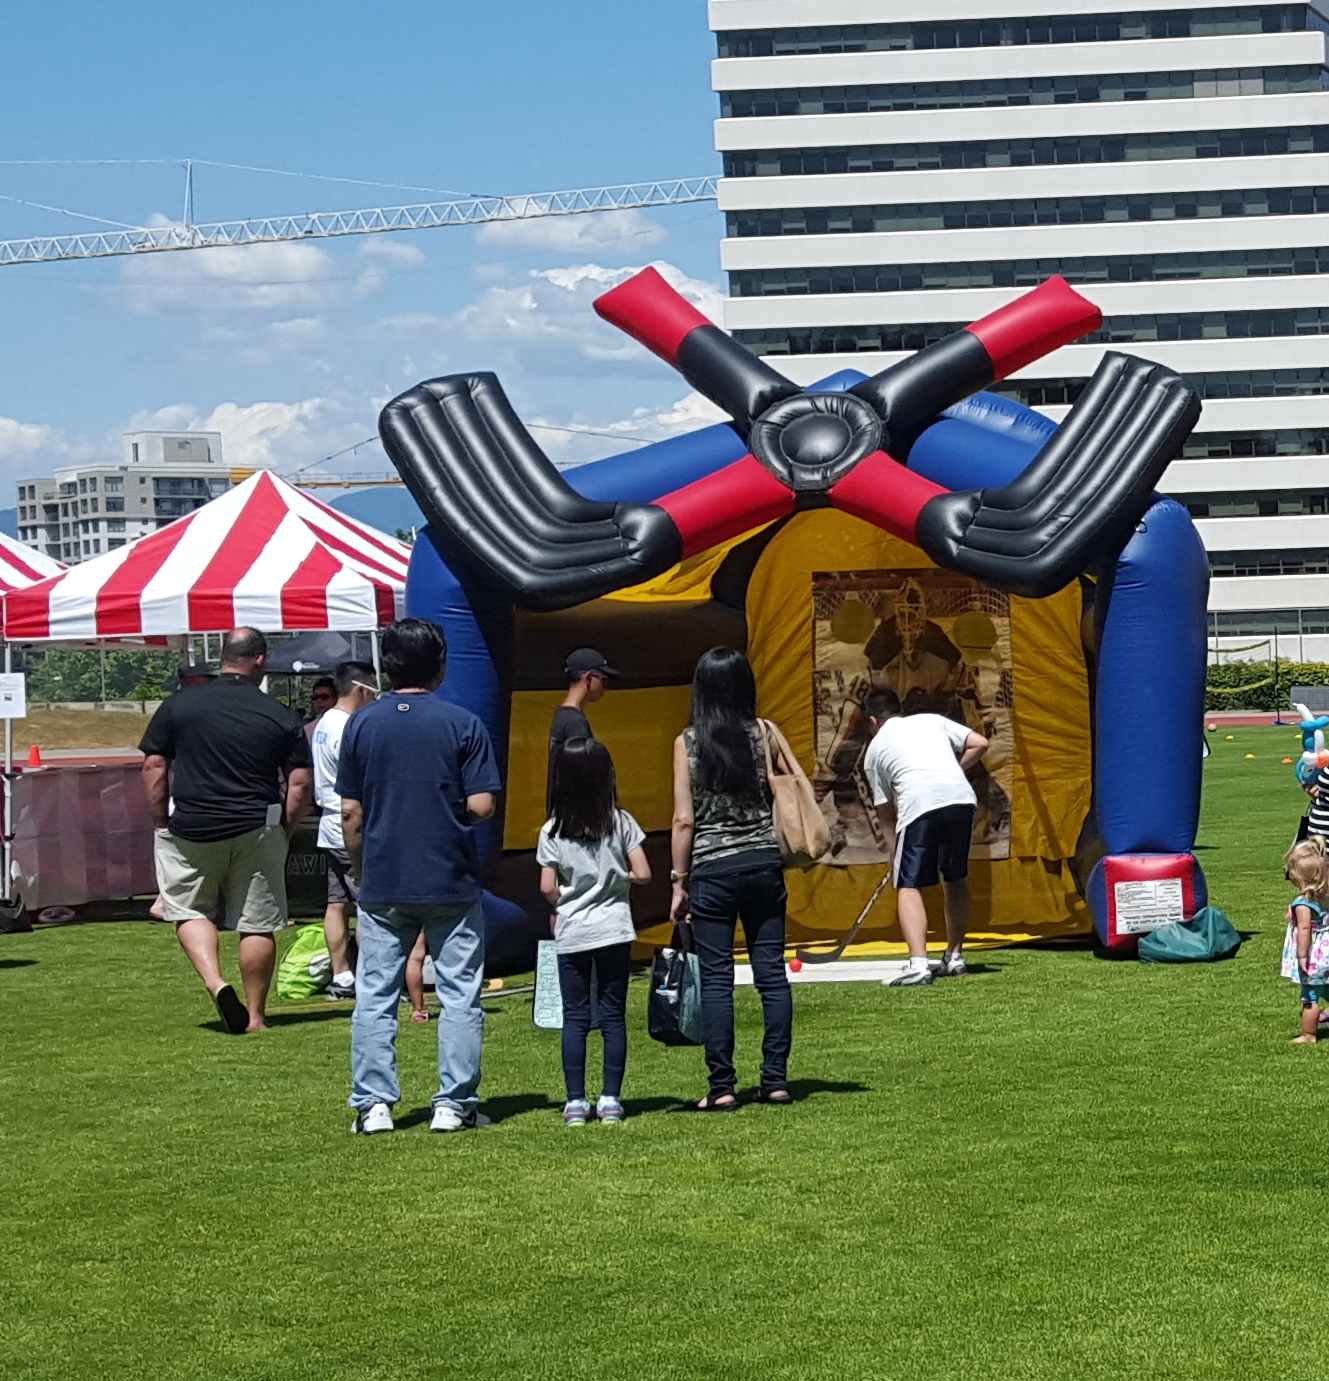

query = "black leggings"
(556, 942), (632, 1102)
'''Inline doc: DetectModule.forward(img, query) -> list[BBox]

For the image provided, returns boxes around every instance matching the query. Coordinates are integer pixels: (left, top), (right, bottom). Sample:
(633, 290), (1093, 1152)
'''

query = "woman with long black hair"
(671, 646), (792, 1110)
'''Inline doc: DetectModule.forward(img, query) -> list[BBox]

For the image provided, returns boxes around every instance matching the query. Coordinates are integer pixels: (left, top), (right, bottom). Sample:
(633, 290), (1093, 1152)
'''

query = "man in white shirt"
(861, 686), (989, 987)
(311, 661), (379, 999)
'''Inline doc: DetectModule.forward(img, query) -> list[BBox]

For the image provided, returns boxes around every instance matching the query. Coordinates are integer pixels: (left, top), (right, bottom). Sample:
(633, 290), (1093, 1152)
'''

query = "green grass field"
(0, 725), (1317, 1379)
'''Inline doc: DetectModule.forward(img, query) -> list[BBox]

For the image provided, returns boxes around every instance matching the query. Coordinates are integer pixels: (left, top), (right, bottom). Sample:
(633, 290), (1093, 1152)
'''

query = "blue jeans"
(689, 861), (791, 1096)
(349, 901), (485, 1113)
(557, 942), (631, 1102)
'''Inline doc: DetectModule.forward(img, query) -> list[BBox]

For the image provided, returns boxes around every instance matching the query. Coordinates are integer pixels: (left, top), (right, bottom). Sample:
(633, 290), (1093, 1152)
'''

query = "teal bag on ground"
(276, 923), (332, 999)
(1138, 906), (1241, 963)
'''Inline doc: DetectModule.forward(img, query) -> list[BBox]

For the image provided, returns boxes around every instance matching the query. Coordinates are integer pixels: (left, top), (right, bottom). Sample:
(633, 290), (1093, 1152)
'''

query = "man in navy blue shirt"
(337, 618), (501, 1134)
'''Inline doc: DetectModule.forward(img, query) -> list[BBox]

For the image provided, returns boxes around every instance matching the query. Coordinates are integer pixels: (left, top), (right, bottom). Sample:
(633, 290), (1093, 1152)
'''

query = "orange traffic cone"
(25, 744), (42, 769)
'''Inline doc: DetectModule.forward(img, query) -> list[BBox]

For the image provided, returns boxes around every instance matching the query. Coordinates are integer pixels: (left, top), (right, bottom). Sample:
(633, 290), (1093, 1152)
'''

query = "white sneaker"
(885, 963), (934, 987)
(351, 1102), (394, 1134)
(938, 951), (968, 977)
(429, 1105), (492, 1133)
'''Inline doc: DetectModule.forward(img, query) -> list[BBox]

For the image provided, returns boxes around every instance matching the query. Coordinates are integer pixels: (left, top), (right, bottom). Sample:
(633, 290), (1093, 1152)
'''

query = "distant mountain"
(0, 508), (15, 538)
(329, 487), (425, 538)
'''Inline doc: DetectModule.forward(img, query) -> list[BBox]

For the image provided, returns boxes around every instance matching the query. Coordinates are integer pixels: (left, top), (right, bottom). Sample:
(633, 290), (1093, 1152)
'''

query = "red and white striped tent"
(0, 530), (62, 593)
(3, 470), (410, 641)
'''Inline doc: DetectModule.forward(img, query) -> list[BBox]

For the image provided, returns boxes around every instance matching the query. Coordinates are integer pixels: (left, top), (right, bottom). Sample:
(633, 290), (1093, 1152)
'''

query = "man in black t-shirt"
(140, 627), (312, 1034)
(547, 647), (617, 803)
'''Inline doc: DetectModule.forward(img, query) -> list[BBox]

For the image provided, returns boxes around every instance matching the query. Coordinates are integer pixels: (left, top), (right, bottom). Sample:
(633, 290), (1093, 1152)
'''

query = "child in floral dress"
(1282, 837), (1329, 1043)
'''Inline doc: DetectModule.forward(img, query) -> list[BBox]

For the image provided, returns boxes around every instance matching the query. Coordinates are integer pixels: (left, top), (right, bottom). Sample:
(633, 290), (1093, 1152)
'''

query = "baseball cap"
(177, 661), (217, 683)
(565, 647), (619, 679)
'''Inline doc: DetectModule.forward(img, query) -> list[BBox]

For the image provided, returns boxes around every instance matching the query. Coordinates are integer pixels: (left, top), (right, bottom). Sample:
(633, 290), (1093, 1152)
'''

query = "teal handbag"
(1137, 906), (1241, 963)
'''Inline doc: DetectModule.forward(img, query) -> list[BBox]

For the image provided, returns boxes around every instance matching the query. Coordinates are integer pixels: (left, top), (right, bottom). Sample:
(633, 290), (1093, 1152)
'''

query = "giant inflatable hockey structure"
(377, 269), (1211, 968)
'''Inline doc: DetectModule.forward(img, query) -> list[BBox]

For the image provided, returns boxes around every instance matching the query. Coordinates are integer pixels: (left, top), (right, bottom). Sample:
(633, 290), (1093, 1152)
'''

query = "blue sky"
(0, 2), (726, 492)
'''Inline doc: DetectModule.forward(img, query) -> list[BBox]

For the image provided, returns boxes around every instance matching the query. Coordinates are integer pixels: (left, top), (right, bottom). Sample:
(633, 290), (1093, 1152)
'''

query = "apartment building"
(710, 0), (1329, 658)
(16, 431), (229, 565)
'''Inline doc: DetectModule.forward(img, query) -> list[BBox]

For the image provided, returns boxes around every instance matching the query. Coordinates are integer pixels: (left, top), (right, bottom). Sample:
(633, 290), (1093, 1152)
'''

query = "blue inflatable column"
(1087, 498), (1211, 948)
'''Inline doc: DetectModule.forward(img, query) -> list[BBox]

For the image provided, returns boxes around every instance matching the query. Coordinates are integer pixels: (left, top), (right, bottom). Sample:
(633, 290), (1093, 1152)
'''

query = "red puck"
(789, 958), (803, 973)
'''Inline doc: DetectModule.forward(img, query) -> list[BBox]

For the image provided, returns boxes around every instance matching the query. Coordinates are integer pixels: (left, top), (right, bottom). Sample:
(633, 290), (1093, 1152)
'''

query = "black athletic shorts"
(321, 846), (359, 906)
(895, 804), (975, 889)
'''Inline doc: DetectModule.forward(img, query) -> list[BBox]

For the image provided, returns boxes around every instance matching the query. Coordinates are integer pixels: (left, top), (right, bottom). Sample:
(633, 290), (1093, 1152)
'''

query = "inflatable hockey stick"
(379, 269), (1200, 611)
(794, 870), (894, 964)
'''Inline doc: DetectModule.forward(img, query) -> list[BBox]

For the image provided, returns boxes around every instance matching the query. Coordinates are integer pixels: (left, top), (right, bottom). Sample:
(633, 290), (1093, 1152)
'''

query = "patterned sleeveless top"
(684, 721), (779, 875)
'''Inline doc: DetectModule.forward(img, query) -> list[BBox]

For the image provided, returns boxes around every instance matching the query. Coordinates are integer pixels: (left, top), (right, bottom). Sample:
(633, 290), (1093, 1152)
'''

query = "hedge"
(1205, 661), (1329, 712)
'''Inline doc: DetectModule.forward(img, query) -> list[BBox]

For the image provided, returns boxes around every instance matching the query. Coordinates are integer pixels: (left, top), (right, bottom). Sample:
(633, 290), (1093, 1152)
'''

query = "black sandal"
(695, 1092), (740, 1112)
(758, 1087), (792, 1105)
(212, 983), (249, 1035)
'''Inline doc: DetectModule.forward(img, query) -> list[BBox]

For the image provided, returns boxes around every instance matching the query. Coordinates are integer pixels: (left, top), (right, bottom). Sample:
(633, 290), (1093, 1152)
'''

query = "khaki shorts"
(155, 824), (290, 934)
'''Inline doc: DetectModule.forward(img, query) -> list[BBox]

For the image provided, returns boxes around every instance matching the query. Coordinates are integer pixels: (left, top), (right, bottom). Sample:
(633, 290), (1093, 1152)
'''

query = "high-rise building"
(16, 431), (230, 565)
(710, 0), (1329, 658)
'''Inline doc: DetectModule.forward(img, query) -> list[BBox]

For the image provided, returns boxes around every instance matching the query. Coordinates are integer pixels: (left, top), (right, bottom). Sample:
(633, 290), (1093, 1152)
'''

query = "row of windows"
(728, 184), (1329, 238)
(735, 307), (1329, 357)
(1184, 490), (1329, 516)
(715, 6), (1321, 56)
(723, 126), (1329, 178)
(720, 68), (1325, 118)
(729, 247), (1329, 298)
(1182, 428), (1329, 457)
(1211, 607), (1329, 635)
(995, 370), (1329, 406)
(1211, 547), (1329, 575)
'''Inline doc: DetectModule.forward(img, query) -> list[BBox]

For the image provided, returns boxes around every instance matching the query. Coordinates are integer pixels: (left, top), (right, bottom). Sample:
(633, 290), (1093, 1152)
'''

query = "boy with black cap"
(548, 648), (617, 801)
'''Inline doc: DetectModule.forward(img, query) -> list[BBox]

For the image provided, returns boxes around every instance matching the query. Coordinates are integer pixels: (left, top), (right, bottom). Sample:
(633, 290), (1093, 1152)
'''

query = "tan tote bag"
(760, 719), (831, 869)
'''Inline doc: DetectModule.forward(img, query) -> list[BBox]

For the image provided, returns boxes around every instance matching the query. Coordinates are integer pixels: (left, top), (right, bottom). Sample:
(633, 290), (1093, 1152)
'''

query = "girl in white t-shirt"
(538, 737), (650, 1125)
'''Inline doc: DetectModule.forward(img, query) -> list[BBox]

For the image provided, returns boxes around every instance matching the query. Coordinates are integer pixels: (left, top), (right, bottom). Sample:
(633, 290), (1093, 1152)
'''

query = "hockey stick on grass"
(794, 870), (893, 965)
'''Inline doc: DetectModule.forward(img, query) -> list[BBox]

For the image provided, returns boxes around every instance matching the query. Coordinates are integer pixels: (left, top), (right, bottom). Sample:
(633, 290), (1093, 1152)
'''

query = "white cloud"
(107, 217), (422, 316)
(0, 416), (56, 458)
(441, 259), (723, 377)
(529, 390), (730, 469)
(127, 398), (327, 469)
(359, 239), (426, 268)
(475, 208), (667, 257)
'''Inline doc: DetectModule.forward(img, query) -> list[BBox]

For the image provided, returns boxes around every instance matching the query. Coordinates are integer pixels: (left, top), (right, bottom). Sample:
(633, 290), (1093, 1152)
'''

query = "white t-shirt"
(862, 713), (977, 834)
(535, 809), (646, 955)
(311, 706), (351, 850)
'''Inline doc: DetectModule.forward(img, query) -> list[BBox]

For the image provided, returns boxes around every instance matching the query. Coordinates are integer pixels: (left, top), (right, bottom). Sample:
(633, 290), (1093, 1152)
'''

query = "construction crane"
(0, 176), (718, 266)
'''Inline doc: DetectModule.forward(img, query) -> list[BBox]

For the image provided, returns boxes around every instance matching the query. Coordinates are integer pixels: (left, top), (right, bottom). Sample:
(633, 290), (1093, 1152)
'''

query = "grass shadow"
(265, 1007), (352, 1027)
(483, 1092), (561, 1124)
(0, 958), (37, 969)
(777, 1077), (872, 1102)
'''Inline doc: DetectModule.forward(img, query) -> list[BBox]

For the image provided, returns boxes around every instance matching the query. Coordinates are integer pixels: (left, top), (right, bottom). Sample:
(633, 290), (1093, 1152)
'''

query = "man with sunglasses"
(310, 660), (379, 999)
(547, 648), (617, 805)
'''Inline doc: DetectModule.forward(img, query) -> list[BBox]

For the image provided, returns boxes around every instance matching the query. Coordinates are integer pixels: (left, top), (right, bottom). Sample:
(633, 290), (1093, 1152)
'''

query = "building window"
(87, 477), (97, 491)
(104, 475), (122, 492)
(719, 67), (1323, 119)
(994, 369), (1329, 407)
(715, 8), (1327, 58)
(81, 541), (90, 556)
(90, 499), (98, 513)
(727, 183), (1329, 241)
(108, 539), (125, 549)
(1184, 490), (1329, 517)
(107, 518), (125, 532)
(138, 476), (146, 485)
(131, 443), (139, 463)
(735, 306), (1329, 358)
(105, 496), (124, 513)
(78, 479), (86, 494)
(92, 540), (100, 553)
(79, 499), (88, 513)
(1211, 548), (1329, 576)
(731, 246), (1329, 298)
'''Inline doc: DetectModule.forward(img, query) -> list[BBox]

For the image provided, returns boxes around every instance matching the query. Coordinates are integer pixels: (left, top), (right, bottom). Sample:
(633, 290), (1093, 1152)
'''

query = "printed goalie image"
(812, 570), (1015, 867)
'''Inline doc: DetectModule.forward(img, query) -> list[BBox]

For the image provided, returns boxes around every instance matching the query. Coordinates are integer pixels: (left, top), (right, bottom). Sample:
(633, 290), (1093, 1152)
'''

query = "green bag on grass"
(1137, 906), (1241, 964)
(276, 923), (332, 999)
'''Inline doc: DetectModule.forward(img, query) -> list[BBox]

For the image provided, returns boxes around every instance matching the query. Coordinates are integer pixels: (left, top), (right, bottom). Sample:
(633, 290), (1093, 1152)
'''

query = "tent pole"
(371, 628), (382, 686)
(4, 641), (12, 904)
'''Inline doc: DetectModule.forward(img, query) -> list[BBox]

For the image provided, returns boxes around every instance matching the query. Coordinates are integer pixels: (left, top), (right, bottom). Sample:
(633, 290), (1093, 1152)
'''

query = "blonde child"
(405, 933), (430, 1023)
(1281, 837), (1329, 1043)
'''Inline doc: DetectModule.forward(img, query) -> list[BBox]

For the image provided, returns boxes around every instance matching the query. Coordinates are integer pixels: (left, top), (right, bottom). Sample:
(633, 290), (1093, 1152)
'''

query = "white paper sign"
(1113, 877), (1185, 935)
(0, 673), (27, 720)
